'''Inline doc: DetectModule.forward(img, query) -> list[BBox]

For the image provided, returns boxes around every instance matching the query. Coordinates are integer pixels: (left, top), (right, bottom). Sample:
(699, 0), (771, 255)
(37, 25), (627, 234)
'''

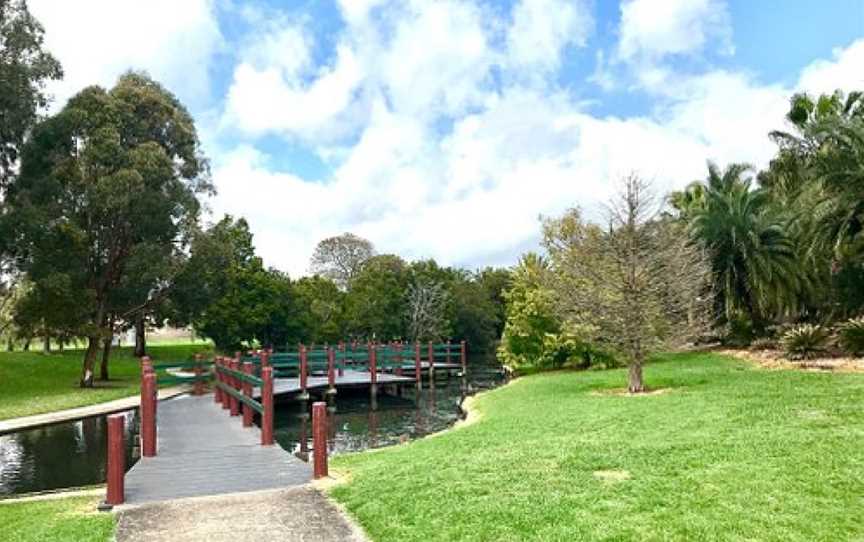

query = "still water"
(274, 359), (506, 457)
(0, 357), (504, 496)
(0, 410), (139, 496)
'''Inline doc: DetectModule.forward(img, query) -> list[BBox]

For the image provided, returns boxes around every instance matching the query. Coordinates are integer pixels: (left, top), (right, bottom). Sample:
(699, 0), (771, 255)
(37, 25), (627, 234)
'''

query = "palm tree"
(687, 162), (805, 328)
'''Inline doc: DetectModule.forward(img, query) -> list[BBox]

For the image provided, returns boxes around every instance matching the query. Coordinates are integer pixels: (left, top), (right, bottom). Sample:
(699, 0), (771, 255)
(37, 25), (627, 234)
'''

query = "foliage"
(682, 162), (805, 327)
(331, 352), (864, 541)
(293, 275), (346, 344)
(781, 324), (830, 360)
(838, 316), (864, 356)
(3, 72), (210, 385)
(344, 254), (410, 340)
(542, 177), (714, 392)
(309, 232), (375, 290)
(497, 253), (560, 372)
(0, 0), (63, 187)
(173, 217), (302, 352)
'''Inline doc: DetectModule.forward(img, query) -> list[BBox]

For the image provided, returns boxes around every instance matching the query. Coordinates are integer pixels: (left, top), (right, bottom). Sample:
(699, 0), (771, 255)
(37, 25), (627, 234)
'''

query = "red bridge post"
(299, 344), (309, 400)
(214, 357), (222, 404)
(414, 342), (421, 389)
(327, 347), (336, 396)
(242, 361), (254, 427)
(261, 366), (274, 445)
(141, 371), (157, 457)
(229, 359), (240, 417)
(105, 414), (125, 506)
(369, 343), (378, 396)
(461, 340), (467, 375)
(193, 354), (204, 396)
(220, 357), (230, 411)
(427, 341), (435, 386)
(446, 340), (452, 364)
(338, 342), (345, 377)
(312, 401), (328, 479)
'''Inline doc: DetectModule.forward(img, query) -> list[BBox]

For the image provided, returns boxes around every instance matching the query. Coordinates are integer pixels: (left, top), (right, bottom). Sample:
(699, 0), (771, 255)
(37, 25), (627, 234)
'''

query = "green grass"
(0, 344), (211, 421)
(331, 352), (864, 541)
(0, 496), (114, 542)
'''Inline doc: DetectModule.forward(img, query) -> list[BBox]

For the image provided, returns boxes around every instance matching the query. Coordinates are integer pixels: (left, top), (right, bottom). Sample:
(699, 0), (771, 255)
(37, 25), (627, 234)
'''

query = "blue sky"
(28, 0), (864, 276)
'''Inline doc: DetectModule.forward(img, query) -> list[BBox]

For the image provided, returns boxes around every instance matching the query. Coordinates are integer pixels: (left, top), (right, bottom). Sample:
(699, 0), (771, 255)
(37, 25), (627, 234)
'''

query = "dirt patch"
(720, 349), (864, 373)
(590, 387), (673, 397)
(594, 470), (631, 483)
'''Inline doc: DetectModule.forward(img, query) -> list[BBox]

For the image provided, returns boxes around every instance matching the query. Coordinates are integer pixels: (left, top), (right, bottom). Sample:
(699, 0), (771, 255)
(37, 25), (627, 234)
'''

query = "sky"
(27, 0), (864, 277)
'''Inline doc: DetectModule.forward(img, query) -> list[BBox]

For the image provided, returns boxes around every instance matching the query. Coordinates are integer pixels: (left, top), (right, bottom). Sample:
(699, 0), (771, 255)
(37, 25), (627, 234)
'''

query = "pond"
(0, 356), (505, 496)
(274, 357), (506, 457)
(0, 410), (139, 496)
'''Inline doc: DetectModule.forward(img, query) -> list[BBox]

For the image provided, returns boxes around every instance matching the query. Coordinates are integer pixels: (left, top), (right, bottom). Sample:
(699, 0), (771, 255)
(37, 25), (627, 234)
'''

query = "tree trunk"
(6, 338), (12, 351)
(628, 362), (644, 393)
(134, 316), (146, 357)
(42, 335), (50, 354)
(58, 339), (64, 353)
(100, 335), (112, 381)
(23, 339), (30, 351)
(81, 336), (100, 387)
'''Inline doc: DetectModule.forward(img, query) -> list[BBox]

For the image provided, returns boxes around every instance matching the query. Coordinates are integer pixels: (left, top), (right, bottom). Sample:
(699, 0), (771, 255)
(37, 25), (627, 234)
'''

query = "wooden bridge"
(101, 340), (468, 508)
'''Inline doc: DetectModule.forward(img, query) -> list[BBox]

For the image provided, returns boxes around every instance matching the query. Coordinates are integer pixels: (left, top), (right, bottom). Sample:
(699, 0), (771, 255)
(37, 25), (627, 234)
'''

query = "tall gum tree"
(5, 72), (211, 386)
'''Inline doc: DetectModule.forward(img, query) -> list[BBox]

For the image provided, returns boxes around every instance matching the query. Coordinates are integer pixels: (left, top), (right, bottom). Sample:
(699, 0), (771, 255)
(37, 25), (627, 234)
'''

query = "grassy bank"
(0, 495), (113, 542)
(0, 344), (211, 421)
(331, 352), (864, 541)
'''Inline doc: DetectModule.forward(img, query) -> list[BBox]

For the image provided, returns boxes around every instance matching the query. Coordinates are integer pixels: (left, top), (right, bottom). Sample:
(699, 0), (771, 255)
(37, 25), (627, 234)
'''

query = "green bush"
(838, 316), (864, 356)
(781, 324), (830, 360)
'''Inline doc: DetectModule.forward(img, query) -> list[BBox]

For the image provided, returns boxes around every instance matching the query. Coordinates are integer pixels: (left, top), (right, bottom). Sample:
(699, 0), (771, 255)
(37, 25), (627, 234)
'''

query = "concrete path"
(115, 486), (368, 542)
(0, 386), (189, 435)
(124, 394), (311, 504)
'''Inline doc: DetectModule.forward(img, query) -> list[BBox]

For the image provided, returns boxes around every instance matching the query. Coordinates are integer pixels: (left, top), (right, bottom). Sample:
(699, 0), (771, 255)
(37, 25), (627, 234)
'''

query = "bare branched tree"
(407, 278), (449, 342)
(544, 174), (713, 392)
(309, 233), (375, 290)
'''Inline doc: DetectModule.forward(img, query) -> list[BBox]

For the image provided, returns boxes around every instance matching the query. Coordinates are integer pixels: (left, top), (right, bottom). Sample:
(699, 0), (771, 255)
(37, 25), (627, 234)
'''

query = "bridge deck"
(124, 395), (311, 505)
(262, 369), (417, 397)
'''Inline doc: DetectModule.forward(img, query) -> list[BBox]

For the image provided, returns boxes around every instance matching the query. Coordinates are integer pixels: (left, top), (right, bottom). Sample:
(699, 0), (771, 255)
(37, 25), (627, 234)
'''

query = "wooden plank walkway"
(261, 369), (416, 398)
(124, 395), (311, 505)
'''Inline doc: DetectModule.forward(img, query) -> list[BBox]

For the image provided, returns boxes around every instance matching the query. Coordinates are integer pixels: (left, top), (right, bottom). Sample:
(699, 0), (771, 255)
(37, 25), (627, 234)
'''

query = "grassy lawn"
(330, 352), (864, 541)
(0, 495), (114, 542)
(0, 344), (211, 421)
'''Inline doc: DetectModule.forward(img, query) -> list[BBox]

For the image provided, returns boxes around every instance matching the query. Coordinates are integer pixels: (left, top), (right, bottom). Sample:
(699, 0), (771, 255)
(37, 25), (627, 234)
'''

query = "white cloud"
(29, 0), (829, 277)
(617, 0), (734, 62)
(797, 39), (864, 95)
(507, 0), (594, 73)
(28, 0), (223, 111)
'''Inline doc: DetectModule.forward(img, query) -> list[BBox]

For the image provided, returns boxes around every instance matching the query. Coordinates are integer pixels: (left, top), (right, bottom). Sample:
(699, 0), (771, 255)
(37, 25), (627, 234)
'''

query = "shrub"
(838, 316), (864, 356)
(781, 324), (830, 360)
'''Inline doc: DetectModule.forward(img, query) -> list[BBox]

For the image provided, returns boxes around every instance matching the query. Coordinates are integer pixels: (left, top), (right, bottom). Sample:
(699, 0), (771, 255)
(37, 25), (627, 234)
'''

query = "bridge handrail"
(214, 380), (263, 414)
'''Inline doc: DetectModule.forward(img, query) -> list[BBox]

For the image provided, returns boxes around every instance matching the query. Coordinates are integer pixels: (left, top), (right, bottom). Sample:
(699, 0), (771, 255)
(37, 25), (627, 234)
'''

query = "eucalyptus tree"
(4, 72), (211, 386)
(0, 0), (62, 188)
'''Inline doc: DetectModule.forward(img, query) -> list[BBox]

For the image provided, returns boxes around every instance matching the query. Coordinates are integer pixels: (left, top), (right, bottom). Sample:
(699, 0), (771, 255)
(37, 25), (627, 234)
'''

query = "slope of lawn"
(0, 344), (211, 421)
(330, 352), (864, 541)
(0, 495), (114, 542)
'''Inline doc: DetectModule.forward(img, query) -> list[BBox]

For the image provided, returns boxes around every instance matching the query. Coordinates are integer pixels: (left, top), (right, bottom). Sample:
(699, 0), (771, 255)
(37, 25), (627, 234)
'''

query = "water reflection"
(0, 411), (138, 496)
(273, 360), (505, 457)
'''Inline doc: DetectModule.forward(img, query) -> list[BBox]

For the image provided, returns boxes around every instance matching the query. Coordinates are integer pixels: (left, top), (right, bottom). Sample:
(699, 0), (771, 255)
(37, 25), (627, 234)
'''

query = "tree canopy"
(3, 72), (210, 385)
